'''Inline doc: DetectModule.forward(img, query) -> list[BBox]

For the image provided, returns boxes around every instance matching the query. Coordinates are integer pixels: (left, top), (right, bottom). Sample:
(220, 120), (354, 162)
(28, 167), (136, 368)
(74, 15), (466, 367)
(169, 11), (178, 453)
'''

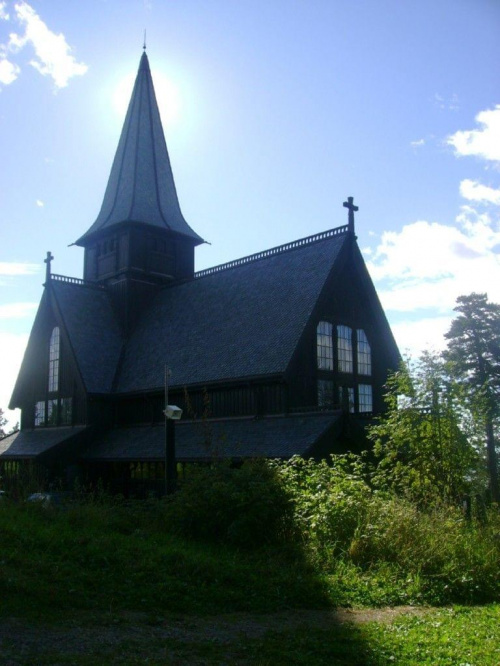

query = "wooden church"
(1, 51), (399, 495)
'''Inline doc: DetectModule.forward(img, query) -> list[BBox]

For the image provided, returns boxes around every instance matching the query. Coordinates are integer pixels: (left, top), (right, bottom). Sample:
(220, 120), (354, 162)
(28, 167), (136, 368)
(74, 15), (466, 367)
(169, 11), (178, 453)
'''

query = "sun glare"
(113, 70), (182, 127)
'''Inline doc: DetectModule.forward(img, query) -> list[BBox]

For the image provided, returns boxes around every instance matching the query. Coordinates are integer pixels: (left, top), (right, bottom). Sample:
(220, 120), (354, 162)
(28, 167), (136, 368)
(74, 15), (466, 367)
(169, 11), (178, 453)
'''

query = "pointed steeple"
(76, 52), (202, 246)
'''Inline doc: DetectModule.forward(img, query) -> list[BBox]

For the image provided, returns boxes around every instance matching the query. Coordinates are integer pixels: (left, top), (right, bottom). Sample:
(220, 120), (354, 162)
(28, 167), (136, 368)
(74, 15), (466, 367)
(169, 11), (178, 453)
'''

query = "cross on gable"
(343, 196), (358, 233)
(44, 251), (54, 282)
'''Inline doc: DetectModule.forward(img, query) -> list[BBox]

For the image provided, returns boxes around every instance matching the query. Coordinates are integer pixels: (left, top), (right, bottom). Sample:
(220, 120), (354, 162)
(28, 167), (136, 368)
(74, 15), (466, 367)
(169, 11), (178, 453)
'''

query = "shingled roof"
(117, 229), (348, 393)
(75, 52), (202, 246)
(0, 427), (87, 459)
(51, 280), (124, 394)
(82, 412), (343, 461)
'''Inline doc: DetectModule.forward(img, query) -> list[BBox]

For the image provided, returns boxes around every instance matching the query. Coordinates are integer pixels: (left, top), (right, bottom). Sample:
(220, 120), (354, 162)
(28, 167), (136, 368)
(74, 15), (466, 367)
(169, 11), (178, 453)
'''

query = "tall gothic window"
(337, 325), (353, 373)
(317, 321), (334, 370)
(48, 327), (60, 393)
(357, 329), (372, 376)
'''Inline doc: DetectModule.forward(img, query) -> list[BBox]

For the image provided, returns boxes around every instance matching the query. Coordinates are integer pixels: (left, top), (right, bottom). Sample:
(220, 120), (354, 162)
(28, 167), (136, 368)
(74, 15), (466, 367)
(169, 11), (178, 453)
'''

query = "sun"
(112, 69), (182, 128)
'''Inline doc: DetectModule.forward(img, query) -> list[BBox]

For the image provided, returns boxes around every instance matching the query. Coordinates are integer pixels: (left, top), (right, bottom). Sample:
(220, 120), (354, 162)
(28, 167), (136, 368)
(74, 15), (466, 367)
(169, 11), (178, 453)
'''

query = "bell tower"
(74, 51), (203, 332)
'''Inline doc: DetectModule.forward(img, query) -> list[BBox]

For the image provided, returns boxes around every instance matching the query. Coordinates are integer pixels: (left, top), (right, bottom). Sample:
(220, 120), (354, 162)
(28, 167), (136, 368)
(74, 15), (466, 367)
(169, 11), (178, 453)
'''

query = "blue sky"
(1, 0), (499, 425)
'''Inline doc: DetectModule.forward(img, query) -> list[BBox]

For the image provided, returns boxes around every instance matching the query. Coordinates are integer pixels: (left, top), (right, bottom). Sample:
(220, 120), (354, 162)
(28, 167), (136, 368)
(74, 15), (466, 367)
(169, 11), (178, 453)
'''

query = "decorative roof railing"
(50, 274), (105, 289)
(194, 225), (349, 279)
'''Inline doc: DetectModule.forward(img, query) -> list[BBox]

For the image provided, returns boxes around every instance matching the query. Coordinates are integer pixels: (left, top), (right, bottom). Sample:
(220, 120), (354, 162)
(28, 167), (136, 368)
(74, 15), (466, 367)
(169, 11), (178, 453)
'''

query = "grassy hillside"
(1, 458), (499, 663)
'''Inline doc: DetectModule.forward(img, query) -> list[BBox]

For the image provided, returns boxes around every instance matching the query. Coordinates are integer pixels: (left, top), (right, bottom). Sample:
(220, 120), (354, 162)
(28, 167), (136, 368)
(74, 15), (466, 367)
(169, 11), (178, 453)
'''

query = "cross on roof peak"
(343, 196), (358, 233)
(44, 251), (54, 283)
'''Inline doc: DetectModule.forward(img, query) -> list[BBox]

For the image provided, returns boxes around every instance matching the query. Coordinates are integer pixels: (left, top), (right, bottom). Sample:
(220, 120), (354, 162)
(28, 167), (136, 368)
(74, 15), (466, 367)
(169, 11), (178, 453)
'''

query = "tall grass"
(0, 456), (498, 621)
(166, 456), (500, 604)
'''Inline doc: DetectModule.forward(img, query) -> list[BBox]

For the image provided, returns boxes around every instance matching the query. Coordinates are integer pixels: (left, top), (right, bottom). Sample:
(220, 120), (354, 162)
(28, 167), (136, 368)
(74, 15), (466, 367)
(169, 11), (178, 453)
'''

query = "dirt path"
(0, 606), (429, 665)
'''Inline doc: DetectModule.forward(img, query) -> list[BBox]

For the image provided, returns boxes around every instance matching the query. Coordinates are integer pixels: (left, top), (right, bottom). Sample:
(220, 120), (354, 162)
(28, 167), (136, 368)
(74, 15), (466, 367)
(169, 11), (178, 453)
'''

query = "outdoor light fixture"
(163, 405), (183, 420)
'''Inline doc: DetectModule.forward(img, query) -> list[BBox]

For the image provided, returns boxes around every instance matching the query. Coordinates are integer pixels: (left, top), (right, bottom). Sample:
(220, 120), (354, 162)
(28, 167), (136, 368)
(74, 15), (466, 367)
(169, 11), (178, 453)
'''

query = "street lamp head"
(163, 405), (182, 420)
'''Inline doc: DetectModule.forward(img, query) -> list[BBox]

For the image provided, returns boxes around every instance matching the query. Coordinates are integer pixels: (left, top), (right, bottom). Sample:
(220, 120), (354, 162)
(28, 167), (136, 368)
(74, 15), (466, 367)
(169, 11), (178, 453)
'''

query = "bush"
(275, 455), (500, 604)
(163, 455), (500, 603)
(273, 455), (372, 561)
(164, 460), (295, 549)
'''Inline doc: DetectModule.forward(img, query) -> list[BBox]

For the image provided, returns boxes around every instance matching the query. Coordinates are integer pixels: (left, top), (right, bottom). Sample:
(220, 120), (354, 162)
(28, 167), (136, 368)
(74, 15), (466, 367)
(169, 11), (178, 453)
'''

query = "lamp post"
(164, 365), (182, 495)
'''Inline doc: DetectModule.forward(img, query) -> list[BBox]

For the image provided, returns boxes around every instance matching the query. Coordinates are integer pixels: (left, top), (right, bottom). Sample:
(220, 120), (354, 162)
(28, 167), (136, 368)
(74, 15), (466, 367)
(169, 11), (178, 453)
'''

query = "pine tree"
(444, 293), (500, 503)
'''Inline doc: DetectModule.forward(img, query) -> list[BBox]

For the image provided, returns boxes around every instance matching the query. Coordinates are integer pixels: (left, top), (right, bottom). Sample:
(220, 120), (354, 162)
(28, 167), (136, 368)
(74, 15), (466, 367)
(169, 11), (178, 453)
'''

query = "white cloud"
(0, 302), (37, 318)
(0, 261), (39, 276)
(447, 105), (500, 162)
(36, 199), (44, 207)
(368, 209), (500, 316)
(0, 331), (28, 427)
(459, 179), (500, 205)
(1, 1), (87, 89)
(390, 316), (452, 358)
(410, 138), (425, 148)
(0, 1), (9, 20)
(0, 55), (19, 84)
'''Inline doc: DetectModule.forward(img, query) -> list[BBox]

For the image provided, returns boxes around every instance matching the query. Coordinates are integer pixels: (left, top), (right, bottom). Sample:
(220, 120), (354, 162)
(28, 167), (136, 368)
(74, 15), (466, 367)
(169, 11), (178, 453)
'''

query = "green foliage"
(0, 497), (327, 620)
(163, 460), (295, 548)
(1, 456), (499, 625)
(272, 455), (372, 561)
(0, 407), (6, 438)
(163, 455), (500, 605)
(444, 292), (500, 502)
(367, 351), (479, 505)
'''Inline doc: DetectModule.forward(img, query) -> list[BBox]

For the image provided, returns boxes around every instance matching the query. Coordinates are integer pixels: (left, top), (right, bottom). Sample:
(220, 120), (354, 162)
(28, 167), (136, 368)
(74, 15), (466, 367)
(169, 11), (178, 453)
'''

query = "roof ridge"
(194, 225), (349, 279)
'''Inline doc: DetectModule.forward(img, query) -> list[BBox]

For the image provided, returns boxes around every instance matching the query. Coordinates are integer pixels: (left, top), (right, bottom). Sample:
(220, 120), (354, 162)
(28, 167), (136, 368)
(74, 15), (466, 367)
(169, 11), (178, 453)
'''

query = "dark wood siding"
(20, 310), (87, 429)
(112, 381), (286, 427)
(286, 243), (398, 415)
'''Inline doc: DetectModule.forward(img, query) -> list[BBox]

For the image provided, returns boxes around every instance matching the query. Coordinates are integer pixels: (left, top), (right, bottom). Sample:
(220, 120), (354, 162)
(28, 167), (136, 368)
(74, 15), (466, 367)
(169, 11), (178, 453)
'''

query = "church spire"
(75, 51), (202, 246)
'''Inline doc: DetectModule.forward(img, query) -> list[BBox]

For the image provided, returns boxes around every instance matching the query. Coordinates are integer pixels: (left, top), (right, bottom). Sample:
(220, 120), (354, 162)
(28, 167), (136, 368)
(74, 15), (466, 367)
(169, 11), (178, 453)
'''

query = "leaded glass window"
(338, 386), (355, 413)
(359, 384), (373, 413)
(35, 401), (45, 426)
(48, 327), (60, 393)
(60, 398), (72, 425)
(317, 321), (333, 370)
(47, 399), (58, 425)
(337, 325), (353, 373)
(318, 379), (335, 407)
(357, 329), (371, 376)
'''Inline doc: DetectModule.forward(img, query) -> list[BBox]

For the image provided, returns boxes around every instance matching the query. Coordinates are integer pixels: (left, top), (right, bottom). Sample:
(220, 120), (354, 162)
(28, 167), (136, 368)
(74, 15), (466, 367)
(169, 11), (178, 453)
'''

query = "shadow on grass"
(0, 461), (384, 664)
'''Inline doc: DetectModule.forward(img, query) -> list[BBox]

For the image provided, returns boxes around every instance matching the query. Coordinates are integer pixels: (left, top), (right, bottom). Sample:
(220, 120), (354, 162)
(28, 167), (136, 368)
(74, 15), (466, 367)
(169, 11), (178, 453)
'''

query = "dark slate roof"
(0, 427), (87, 459)
(117, 231), (347, 393)
(82, 412), (343, 461)
(75, 52), (202, 246)
(52, 280), (124, 393)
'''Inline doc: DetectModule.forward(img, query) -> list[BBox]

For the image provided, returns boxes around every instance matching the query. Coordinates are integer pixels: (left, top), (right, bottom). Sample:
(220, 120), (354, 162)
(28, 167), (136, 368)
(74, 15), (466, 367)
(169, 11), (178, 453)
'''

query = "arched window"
(337, 325), (353, 373)
(48, 327), (60, 393)
(317, 321), (333, 370)
(357, 329), (371, 376)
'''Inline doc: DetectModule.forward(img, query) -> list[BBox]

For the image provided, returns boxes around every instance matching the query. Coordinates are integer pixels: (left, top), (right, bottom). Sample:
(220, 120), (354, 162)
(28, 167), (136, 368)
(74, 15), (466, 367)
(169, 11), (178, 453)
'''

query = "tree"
(444, 293), (500, 504)
(0, 408), (6, 438)
(367, 351), (478, 506)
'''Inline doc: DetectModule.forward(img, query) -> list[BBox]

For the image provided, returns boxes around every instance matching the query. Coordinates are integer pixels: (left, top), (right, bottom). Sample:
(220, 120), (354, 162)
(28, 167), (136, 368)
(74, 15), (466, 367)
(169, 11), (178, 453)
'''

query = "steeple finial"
(143, 29), (147, 51)
(343, 196), (358, 234)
